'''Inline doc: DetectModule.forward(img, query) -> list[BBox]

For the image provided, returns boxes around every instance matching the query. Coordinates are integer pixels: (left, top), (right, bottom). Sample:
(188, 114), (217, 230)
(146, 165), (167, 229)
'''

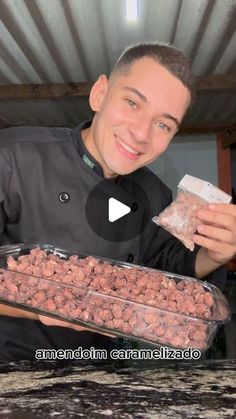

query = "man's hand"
(0, 304), (114, 337)
(38, 314), (114, 337)
(194, 203), (236, 277)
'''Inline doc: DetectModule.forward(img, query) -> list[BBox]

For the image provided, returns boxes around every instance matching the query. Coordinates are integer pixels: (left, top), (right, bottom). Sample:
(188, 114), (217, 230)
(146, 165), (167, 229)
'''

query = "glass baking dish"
(0, 243), (231, 351)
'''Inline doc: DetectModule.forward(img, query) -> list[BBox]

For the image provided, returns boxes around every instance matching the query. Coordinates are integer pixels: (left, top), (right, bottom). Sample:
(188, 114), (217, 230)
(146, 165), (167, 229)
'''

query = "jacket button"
(131, 202), (138, 212)
(59, 192), (70, 203)
(127, 253), (134, 263)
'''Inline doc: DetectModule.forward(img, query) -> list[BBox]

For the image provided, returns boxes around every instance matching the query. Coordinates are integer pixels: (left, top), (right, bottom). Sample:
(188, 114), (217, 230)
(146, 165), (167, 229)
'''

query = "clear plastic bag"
(153, 175), (231, 251)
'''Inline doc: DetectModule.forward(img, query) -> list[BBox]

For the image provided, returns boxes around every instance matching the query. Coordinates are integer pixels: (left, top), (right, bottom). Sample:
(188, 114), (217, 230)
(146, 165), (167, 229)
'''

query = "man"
(0, 43), (235, 360)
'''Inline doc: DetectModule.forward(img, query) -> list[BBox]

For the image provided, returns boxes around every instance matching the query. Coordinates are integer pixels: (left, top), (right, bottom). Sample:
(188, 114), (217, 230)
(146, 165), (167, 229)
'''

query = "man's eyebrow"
(123, 86), (147, 103)
(162, 113), (180, 128)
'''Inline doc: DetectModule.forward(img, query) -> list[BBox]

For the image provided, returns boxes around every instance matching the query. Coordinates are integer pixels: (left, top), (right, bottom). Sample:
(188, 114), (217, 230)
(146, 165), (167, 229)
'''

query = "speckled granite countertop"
(0, 359), (235, 418)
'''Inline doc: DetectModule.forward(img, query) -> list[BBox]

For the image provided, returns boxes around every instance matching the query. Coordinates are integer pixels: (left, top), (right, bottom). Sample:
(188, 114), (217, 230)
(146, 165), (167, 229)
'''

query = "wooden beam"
(220, 130), (236, 148)
(196, 74), (236, 90)
(216, 132), (232, 195)
(0, 82), (93, 99)
(0, 74), (236, 99)
(179, 124), (236, 135)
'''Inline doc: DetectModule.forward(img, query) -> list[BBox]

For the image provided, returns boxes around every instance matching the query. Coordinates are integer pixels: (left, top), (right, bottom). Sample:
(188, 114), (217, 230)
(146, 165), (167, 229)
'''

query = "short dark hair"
(110, 43), (196, 104)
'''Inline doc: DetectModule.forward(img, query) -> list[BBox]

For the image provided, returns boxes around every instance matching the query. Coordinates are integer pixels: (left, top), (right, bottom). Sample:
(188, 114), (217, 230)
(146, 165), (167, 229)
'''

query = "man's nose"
(129, 119), (151, 143)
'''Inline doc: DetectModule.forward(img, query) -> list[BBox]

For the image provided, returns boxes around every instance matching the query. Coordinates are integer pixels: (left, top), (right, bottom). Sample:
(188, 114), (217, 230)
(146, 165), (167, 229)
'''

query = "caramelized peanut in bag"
(153, 175), (231, 251)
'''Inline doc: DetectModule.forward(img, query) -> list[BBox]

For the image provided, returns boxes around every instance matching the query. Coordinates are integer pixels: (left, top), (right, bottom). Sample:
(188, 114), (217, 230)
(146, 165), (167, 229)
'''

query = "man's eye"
(158, 122), (170, 132)
(126, 99), (137, 109)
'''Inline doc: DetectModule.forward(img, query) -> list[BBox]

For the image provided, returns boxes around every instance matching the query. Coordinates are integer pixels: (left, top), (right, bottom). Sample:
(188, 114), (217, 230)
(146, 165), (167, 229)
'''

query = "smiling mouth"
(116, 136), (141, 156)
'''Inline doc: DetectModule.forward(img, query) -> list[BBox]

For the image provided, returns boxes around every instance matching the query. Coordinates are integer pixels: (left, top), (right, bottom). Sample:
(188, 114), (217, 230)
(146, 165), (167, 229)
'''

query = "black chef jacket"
(0, 121), (200, 360)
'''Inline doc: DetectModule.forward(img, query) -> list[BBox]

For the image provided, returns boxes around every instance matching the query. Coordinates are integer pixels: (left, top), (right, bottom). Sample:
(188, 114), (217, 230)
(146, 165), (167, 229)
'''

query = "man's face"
(86, 57), (191, 178)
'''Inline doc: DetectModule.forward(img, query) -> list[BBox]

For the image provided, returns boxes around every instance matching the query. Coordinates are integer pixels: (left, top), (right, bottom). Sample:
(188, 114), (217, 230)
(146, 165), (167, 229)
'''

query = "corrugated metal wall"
(0, 0), (235, 128)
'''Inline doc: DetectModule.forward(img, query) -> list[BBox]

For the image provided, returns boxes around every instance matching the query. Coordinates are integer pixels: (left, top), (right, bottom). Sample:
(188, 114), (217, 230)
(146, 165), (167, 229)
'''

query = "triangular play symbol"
(108, 197), (131, 222)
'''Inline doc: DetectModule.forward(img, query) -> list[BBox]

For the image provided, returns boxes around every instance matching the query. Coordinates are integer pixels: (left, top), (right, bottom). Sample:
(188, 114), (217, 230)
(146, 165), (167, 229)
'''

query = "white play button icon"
(108, 197), (131, 222)
(86, 178), (151, 242)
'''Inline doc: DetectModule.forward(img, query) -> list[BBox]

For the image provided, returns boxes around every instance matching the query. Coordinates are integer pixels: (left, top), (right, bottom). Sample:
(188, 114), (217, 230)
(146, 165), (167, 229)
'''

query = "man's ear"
(89, 75), (108, 112)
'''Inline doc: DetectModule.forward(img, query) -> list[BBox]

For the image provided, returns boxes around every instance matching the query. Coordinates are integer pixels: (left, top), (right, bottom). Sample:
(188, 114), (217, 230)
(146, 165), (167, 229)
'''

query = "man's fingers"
(197, 208), (234, 229)
(207, 203), (236, 216)
(38, 314), (114, 337)
(197, 224), (234, 244)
